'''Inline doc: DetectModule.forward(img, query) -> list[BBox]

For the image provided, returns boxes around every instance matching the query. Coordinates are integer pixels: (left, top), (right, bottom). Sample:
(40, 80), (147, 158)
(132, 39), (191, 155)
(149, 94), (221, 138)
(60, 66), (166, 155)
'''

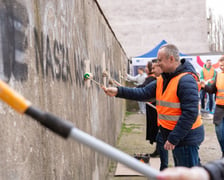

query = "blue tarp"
(135, 40), (186, 58)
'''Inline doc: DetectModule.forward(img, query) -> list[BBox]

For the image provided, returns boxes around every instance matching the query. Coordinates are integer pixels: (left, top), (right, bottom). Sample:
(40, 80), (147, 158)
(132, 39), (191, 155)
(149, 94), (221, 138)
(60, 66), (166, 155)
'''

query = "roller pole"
(0, 79), (159, 179)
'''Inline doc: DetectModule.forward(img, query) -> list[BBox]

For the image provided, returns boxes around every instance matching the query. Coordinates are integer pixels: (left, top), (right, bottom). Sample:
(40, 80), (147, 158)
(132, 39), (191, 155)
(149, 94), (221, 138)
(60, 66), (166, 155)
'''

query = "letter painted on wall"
(0, 0), (104, 88)
(0, 0), (29, 82)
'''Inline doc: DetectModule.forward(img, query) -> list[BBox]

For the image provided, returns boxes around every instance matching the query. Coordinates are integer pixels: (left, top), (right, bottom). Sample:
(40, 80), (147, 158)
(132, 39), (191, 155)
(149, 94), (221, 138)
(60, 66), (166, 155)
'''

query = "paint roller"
(102, 70), (122, 87)
(84, 72), (102, 87)
(0, 79), (159, 179)
(101, 71), (156, 109)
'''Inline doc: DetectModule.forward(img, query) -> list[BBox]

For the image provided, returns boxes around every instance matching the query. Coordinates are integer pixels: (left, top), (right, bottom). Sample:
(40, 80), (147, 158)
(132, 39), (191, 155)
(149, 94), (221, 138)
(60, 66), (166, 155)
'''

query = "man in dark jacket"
(103, 44), (204, 168)
(137, 60), (169, 170)
(137, 61), (158, 145)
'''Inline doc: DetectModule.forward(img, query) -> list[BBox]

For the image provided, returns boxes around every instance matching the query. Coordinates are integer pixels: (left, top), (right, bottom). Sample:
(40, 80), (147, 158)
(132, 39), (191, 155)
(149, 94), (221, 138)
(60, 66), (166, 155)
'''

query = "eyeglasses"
(152, 59), (158, 63)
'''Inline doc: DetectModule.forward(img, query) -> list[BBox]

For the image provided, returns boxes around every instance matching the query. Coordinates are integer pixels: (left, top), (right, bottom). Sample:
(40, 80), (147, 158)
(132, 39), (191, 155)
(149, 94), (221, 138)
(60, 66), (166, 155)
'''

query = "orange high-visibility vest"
(216, 72), (224, 105)
(156, 73), (202, 130)
(202, 66), (215, 83)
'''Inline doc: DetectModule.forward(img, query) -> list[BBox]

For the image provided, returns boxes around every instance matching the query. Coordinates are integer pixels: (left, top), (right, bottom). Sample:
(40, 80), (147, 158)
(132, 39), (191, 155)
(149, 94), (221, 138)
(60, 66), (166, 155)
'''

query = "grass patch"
(116, 111), (142, 146)
(125, 111), (135, 116)
(121, 123), (141, 133)
(117, 123), (141, 143)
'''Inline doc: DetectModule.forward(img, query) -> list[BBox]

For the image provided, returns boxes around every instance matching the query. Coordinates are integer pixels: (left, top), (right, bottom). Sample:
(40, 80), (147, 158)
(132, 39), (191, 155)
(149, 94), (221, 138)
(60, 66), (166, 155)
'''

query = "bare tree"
(207, 8), (224, 52)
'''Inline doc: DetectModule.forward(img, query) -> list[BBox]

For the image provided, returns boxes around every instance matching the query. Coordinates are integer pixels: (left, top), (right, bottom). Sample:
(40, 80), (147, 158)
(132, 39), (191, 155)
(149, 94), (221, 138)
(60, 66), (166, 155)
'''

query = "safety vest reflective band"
(158, 114), (180, 121)
(156, 100), (180, 108)
(202, 66), (215, 83)
(216, 72), (224, 105)
(156, 73), (202, 130)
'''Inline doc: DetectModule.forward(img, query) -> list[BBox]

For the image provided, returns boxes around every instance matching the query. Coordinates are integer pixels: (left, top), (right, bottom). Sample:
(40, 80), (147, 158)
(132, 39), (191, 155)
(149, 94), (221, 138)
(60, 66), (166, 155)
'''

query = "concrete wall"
(0, 0), (127, 179)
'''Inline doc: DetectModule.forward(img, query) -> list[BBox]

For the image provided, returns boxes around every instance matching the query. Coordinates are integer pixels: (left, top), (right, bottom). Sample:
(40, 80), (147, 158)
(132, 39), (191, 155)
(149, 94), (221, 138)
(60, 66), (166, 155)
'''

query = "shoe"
(134, 153), (150, 163)
(150, 149), (160, 158)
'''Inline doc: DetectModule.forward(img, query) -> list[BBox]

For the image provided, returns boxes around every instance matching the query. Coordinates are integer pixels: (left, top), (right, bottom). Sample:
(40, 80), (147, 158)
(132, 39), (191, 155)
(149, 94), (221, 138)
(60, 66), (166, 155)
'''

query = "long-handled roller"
(102, 70), (122, 87)
(101, 71), (156, 109)
(0, 79), (159, 179)
(84, 72), (102, 87)
(146, 102), (156, 110)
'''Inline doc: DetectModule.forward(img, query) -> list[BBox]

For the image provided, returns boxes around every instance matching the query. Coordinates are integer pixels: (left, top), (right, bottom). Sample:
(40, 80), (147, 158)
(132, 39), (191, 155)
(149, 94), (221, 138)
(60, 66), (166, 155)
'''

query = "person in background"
(151, 59), (169, 170)
(200, 57), (224, 158)
(126, 67), (147, 114)
(200, 59), (216, 114)
(103, 44), (204, 168)
(157, 158), (224, 180)
(137, 61), (159, 158)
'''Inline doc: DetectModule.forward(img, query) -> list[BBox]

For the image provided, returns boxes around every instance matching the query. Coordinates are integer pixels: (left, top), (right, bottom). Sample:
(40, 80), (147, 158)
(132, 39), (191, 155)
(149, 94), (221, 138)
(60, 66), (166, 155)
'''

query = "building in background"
(98, 0), (224, 58)
(207, 0), (224, 52)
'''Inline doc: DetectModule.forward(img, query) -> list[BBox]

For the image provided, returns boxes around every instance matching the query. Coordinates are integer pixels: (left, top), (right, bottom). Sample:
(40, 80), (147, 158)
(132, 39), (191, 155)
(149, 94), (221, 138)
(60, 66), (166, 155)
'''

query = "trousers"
(215, 117), (224, 154)
(172, 145), (200, 167)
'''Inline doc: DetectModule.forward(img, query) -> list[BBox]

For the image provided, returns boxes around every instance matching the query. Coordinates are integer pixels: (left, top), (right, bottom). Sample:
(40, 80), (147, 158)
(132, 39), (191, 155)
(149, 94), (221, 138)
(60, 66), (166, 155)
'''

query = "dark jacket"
(204, 77), (224, 125)
(204, 158), (224, 180)
(136, 74), (156, 88)
(116, 59), (204, 147)
(137, 74), (158, 144)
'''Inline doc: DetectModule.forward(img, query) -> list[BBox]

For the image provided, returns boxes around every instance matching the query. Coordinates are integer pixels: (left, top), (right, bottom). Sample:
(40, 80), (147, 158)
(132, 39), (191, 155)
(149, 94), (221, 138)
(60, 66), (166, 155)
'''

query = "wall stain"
(0, 0), (29, 82)
(0, 0), (109, 89)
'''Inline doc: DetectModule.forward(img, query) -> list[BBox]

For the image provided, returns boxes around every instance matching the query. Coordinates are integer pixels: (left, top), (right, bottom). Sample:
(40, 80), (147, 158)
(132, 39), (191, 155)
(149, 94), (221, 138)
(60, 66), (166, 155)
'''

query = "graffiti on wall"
(0, 0), (29, 82)
(0, 1), (115, 88)
(34, 28), (73, 83)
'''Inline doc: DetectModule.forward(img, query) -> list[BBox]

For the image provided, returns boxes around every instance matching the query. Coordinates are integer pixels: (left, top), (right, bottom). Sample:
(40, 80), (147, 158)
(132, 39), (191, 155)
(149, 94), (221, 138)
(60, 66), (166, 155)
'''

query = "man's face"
(157, 48), (171, 73)
(206, 60), (212, 68)
(219, 61), (224, 72)
(152, 63), (162, 77)
(138, 69), (143, 74)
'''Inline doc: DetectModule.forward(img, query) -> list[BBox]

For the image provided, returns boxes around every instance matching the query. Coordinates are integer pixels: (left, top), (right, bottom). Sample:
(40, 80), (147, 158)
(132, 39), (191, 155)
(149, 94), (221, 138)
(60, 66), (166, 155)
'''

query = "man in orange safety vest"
(200, 59), (216, 113)
(201, 57), (224, 158)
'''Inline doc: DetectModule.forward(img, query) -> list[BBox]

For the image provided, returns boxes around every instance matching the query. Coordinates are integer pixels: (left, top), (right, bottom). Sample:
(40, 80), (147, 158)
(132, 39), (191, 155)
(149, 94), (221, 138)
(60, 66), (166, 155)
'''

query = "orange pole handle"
(0, 80), (31, 113)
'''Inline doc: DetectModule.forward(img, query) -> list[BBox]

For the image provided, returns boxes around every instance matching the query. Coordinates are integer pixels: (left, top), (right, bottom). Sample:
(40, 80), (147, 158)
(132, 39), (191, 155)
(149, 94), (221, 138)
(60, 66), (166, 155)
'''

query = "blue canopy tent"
(135, 40), (186, 58)
(136, 40), (167, 58)
(131, 40), (187, 75)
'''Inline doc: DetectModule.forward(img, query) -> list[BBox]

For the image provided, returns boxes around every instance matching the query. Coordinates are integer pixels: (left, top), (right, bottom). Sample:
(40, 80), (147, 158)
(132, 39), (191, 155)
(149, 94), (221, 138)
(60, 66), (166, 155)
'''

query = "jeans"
(156, 131), (168, 170)
(200, 90), (214, 112)
(215, 118), (224, 153)
(138, 101), (146, 114)
(172, 145), (200, 167)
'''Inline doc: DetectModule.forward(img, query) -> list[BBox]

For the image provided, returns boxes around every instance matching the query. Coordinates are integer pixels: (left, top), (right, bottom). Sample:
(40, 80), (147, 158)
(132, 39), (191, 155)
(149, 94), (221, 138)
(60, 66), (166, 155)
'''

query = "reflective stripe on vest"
(156, 100), (180, 108)
(156, 73), (202, 130)
(216, 72), (224, 105)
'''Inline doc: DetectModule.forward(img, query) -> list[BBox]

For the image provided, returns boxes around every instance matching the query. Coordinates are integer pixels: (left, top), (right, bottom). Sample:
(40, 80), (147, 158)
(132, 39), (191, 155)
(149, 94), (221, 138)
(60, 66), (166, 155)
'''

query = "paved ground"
(107, 111), (221, 180)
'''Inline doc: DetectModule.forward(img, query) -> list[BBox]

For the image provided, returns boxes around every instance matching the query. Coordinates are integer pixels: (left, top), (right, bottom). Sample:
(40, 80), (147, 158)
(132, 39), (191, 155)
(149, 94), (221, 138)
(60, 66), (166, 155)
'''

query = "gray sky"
(207, 0), (224, 17)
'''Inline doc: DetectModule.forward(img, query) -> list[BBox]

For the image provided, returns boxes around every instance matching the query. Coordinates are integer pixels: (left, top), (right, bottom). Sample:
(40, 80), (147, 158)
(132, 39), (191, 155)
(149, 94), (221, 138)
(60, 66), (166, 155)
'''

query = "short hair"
(138, 67), (144, 71)
(219, 56), (224, 62)
(206, 59), (211, 62)
(147, 61), (152, 73)
(159, 44), (180, 61)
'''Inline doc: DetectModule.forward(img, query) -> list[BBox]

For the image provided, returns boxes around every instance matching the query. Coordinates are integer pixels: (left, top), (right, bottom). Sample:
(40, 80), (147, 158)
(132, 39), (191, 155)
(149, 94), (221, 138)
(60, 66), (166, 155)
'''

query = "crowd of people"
(102, 44), (224, 179)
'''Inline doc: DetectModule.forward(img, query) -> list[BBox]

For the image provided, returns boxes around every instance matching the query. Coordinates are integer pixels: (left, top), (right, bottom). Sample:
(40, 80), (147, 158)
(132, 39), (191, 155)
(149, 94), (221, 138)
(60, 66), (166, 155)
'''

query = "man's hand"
(157, 167), (210, 180)
(164, 140), (175, 150)
(101, 86), (118, 97)
(200, 81), (205, 88)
